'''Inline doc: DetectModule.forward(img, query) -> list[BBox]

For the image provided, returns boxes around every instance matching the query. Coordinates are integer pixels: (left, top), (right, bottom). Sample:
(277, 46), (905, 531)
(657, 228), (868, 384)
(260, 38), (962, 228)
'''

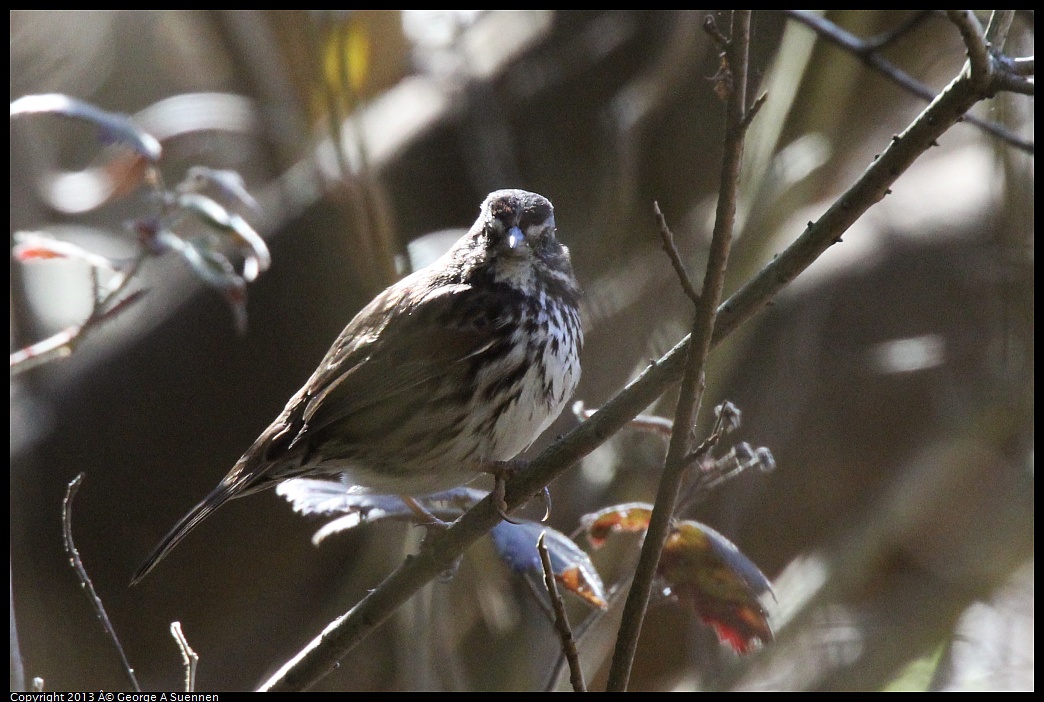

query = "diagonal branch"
(653, 201), (701, 305)
(537, 532), (586, 692)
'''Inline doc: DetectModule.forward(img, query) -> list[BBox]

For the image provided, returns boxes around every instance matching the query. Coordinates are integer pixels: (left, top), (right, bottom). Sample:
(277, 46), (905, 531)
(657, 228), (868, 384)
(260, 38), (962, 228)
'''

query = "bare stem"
(63, 474), (140, 692)
(946, 10), (991, 86)
(170, 621), (199, 693)
(537, 533), (586, 692)
(10, 253), (148, 377)
(653, 201), (700, 305)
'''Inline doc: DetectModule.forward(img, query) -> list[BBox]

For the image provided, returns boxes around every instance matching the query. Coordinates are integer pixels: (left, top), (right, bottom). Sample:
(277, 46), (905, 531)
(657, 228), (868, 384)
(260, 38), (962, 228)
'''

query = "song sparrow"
(131, 189), (583, 584)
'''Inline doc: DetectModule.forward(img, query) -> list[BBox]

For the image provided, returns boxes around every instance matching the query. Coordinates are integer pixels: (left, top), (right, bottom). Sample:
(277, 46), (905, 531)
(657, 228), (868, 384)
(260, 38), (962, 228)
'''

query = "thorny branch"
(537, 533), (586, 692)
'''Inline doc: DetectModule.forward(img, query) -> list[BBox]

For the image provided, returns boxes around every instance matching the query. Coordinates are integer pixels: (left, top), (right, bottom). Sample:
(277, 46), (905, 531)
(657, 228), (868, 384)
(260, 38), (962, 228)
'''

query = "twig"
(682, 400), (741, 467)
(170, 621), (199, 693)
(573, 400), (674, 438)
(653, 201), (700, 305)
(537, 533), (586, 692)
(984, 10), (1016, 50)
(739, 92), (768, 130)
(983, 12), (1034, 94)
(10, 254), (148, 377)
(994, 71), (1035, 96)
(863, 10), (933, 51)
(607, 10), (754, 691)
(257, 18), (1019, 688)
(946, 10), (991, 86)
(625, 414), (674, 438)
(62, 474), (141, 692)
(783, 10), (1033, 154)
(947, 12), (1029, 95)
(11, 562), (25, 692)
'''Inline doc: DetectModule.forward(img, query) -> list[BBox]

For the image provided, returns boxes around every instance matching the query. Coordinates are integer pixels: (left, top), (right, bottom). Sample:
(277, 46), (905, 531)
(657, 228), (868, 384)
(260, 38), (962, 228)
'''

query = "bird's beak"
(507, 226), (524, 250)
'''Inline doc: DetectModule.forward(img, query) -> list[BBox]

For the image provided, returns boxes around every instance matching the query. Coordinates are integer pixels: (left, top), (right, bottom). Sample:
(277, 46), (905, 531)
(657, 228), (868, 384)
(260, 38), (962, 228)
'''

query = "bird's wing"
(299, 276), (514, 438)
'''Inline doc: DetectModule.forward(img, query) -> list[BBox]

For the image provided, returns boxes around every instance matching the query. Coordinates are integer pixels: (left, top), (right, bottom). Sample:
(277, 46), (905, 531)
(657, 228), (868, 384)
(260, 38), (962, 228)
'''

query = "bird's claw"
(486, 460), (552, 524)
(400, 495), (450, 530)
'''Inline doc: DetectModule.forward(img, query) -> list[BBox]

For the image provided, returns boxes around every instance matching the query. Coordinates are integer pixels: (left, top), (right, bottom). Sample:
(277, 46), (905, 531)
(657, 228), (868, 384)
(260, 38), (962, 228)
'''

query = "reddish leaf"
(13, 231), (115, 269)
(579, 502), (654, 549)
(13, 245), (65, 261)
(659, 521), (772, 653)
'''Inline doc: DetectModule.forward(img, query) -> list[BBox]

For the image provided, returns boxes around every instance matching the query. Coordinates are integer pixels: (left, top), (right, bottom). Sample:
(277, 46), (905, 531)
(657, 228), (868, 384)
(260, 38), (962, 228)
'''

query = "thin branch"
(1011, 56), (1034, 75)
(573, 400), (674, 438)
(992, 54), (1034, 96)
(984, 10), (1016, 49)
(62, 474), (141, 692)
(681, 401), (738, 467)
(946, 10), (991, 86)
(257, 29), (1010, 690)
(607, 10), (753, 691)
(170, 621), (199, 693)
(10, 254), (148, 377)
(653, 201), (700, 305)
(948, 12), (1028, 94)
(739, 92), (768, 130)
(995, 72), (1035, 95)
(863, 10), (933, 51)
(537, 533), (586, 693)
(783, 10), (1033, 154)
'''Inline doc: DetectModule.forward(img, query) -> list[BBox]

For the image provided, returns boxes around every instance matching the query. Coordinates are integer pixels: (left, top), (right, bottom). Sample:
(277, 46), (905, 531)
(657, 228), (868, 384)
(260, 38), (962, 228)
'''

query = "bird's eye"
(536, 225), (557, 249)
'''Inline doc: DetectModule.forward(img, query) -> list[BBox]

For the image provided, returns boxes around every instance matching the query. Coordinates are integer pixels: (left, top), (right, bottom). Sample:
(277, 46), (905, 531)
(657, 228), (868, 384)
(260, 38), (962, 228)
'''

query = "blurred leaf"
(490, 521), (607, 609)
(177, 166), (261, 215)
(659, 521), (773, 654)
(323, 18), (373, 96)
(579, 503), (772, 652)
(579, 502), (654, 549)
(10, 93), (162, 162)
(12, 231), (116, 270)
(173, 192), (270, 281)
(153, 229), (248, 333)
(881, 642), (945, 692)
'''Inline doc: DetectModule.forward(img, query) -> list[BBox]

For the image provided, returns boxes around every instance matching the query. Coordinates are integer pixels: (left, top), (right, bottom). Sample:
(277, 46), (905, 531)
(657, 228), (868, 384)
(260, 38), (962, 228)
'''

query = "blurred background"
(10, 10), (1033, 691)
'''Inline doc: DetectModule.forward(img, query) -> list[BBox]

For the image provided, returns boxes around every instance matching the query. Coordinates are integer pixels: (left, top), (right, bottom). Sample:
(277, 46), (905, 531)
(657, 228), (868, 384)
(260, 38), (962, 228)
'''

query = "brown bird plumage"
(132, 189), (582, 584)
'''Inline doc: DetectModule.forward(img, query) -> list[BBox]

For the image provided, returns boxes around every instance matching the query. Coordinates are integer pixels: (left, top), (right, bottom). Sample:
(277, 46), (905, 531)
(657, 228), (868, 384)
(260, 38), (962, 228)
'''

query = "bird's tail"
(130, 480), (239, 586)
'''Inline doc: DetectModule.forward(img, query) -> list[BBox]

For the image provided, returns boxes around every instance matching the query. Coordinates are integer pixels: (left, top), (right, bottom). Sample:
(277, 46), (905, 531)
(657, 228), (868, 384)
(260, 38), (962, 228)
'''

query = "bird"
(131, 189), (583, 584)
